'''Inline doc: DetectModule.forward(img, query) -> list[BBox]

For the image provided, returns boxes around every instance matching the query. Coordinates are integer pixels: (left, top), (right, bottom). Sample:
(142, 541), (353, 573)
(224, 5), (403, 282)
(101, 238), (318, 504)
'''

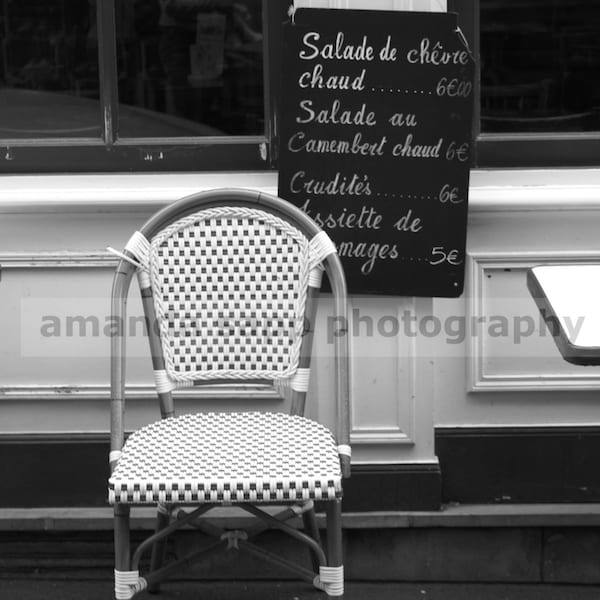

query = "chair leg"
(148, 503), (171, 594)
(302, 504), (322, 572)
(114, 504), (132, 600)
(323, 499), (344, 598)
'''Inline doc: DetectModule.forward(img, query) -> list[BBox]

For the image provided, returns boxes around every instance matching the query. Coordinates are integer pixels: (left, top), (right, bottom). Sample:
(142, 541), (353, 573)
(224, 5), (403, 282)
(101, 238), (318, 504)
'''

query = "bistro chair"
(108, 188), (351, 599)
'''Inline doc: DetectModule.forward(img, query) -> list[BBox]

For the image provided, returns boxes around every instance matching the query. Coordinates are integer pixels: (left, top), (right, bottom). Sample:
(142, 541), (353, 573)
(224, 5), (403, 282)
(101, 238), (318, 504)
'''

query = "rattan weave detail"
(108, 412), (342, 505)
(149, 208), (313, 383)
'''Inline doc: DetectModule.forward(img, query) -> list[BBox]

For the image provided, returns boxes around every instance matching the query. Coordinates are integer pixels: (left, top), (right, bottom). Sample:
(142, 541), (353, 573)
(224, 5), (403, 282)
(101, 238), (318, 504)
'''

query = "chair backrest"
(110, 190), (349, 467)
(150, 205), (320, 383)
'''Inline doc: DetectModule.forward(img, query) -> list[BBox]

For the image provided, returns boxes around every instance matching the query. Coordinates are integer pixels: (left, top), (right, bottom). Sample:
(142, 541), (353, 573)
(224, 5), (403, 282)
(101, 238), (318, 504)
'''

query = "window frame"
(0, 0), (285, 174)
(450, 0), (600, 168)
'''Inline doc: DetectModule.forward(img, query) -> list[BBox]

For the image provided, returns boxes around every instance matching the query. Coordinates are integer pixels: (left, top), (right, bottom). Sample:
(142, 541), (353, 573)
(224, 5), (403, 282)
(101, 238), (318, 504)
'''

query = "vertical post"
(97, 0), (119, 145)
(140, 287), (175, 419)
(327, 255), (351, 479)
(114, 504), (131, 568)
(326, 501), (343, 567)
(291, 285), (320, 417)
(148, 506), (171, 593)
(111, 262), (135, 467)
(303, 505), (323, 572)
(324, 499), (344, 597)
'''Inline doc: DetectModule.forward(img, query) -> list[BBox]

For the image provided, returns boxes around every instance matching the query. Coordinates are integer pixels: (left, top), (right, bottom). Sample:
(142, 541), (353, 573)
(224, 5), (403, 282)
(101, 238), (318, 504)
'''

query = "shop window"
(115, 1), (265, 138)
(2, 1), (598, 172)
(0, 0), (286, 172)
(451, 0), (600, 167)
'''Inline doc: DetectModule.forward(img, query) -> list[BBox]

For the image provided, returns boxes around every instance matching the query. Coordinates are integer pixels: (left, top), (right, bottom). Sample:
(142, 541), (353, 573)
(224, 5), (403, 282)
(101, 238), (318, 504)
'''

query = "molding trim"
(436, 425), (600, 504)
(468, 250), (600, 392)
(0, 251), (117, 268)
(0, 434), (441, 510)
(0, 385), (279, 402)
(8, 424), (600, 510)
(350, 430), (413, 445)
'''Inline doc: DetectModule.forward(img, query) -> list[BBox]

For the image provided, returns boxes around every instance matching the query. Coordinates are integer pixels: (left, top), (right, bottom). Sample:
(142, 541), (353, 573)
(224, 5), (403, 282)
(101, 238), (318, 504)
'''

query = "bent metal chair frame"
(109, 189), (351, 599)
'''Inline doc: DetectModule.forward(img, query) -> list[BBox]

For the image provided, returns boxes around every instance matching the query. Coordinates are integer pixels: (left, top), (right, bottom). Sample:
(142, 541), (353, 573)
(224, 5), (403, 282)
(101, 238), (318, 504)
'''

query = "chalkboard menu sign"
(278, 9), (475, 297)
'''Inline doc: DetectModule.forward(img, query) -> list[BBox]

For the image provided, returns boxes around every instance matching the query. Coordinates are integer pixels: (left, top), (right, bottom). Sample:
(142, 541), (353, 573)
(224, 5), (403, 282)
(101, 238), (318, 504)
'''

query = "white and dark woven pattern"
(149, 208), (313, 382)
(108, 412), (343, 504)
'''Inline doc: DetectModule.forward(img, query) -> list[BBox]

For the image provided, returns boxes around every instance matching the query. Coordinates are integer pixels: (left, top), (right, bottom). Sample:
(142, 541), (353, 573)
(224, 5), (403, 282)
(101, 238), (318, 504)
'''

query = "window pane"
(480, 0), (600, 133)
(116, 0), (264, 138)
(0, 0), (101, 139)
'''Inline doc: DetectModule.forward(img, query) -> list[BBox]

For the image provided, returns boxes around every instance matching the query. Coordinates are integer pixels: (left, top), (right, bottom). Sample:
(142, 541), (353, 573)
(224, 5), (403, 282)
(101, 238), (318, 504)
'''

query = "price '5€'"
(429, 246), (463, 266)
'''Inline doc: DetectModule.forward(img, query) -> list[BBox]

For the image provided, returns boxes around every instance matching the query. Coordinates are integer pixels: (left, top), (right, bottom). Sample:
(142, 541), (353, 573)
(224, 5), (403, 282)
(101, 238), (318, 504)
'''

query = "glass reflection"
(0, 0), (101, 138)
(116, 0), (264, 138)
(481, 0), (600, 133)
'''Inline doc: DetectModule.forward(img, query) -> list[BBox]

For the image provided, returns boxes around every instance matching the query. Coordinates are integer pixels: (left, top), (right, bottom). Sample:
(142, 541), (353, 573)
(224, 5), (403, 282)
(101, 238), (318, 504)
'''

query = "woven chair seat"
(109, 412), (342, 505)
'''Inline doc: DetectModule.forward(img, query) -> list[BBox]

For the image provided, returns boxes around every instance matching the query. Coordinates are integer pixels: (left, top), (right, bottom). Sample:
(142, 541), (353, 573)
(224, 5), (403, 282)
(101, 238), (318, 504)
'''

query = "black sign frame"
(277, 8), (475, 297)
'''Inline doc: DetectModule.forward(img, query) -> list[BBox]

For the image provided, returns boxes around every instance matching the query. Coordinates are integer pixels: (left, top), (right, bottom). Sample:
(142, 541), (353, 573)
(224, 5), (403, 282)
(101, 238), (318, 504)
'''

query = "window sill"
(0, 171), (278, 214)
(0, 168), (599, 214)
(470, 168), (600, 212)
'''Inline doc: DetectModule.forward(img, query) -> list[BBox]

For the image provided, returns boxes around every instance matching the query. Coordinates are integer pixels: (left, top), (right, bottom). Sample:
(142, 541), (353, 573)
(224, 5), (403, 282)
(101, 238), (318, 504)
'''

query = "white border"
(468, 250), (600, 392)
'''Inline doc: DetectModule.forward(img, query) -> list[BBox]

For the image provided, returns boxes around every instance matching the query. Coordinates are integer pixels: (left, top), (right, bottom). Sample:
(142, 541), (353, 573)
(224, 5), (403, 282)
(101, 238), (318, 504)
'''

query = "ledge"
(0, 172), (279, 213)
(1, 169), (600, 214)
(3, 504), (600, 531)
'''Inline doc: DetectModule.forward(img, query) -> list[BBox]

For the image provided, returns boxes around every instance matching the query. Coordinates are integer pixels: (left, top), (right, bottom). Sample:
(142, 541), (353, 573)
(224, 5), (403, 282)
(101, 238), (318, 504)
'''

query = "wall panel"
(0, 203), (433, 464)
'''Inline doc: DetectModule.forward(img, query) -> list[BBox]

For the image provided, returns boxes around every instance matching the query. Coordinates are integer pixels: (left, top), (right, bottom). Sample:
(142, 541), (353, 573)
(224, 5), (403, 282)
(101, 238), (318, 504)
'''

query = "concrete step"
(3, 505), (600, 585)
(4, 503), (600, 531)
(1, 579), (600, 600)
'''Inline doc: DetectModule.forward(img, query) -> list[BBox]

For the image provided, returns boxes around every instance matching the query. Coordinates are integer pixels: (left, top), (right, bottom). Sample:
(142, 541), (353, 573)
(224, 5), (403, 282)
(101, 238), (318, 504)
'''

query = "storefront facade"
(1, 0), (599, 514)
